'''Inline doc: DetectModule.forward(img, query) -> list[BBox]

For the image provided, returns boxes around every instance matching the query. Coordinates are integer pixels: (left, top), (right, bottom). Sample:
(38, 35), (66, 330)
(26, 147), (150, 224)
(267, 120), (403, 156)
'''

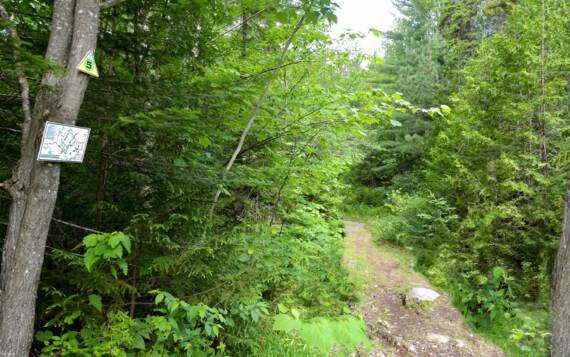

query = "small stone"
(369, 348), (386, 357)
(405, 287), (440, 303)
(426, 333), (450, 344)
(456, 339), (466, 348)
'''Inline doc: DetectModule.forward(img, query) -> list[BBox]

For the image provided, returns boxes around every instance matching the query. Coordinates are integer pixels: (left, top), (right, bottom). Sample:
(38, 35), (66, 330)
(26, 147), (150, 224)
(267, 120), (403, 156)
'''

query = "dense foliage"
(2, 0), (569, 355)
(0, 0), (380, 355)
(2, 0), (441, 353)
(347, 0), (569, 355)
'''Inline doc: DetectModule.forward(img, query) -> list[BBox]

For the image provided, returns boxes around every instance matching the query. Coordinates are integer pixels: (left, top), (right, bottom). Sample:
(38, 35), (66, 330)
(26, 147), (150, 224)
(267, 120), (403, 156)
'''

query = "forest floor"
(343, 220), (505, 357)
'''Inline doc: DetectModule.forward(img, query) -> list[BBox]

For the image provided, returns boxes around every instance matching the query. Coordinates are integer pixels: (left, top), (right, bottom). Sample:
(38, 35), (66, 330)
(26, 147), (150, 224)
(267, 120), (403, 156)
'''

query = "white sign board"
(37, 122), (91, 163)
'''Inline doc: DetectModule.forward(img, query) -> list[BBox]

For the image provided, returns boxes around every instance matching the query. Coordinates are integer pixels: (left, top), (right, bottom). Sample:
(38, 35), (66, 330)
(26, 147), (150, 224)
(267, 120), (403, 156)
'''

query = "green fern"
(272, 314), (373, 355)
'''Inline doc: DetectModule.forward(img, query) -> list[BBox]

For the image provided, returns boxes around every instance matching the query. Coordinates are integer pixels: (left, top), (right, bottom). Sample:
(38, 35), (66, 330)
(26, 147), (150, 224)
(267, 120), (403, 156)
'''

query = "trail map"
(37, 122), (91, 163)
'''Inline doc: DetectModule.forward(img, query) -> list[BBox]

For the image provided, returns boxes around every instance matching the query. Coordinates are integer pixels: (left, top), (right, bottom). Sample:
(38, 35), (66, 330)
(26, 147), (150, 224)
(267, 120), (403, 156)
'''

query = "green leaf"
(108, 232), (123, 248)
(132, 334), (146, 350)
(84, 252), (98, 272)
(117, 259), (128, 276)
(198, 136), (211, 148)
(369, 28), (382, 38)
(168, 317), (179, 331)
(83, 234), (99, 248)
(391, 92), (402, 100)
(120, 235), (132, 254)
(110, 266), (118, 279)
(291, 308), (300, 320)
(63, 309), (82, 325)
(35, 330), (54, 342)
(389, 119), (402, 127)
(155, 293), (165, 304)
(88, 294), (103, 312)
(198, 306), (207, 318)
(103, 244), (123, 259)
(272, 314), (302, 332)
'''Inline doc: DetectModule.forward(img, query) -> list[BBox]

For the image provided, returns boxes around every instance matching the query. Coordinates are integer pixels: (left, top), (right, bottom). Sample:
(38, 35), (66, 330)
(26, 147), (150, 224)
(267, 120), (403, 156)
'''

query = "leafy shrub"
(37, 291), (232, 356)
(36, 196), (356, 355)
(342, 185), (387, 207)
(82, 232), (132, 278)
(372, 190), (458, 271)
(458, 267), (514, 322)
(272, 313), (373, 354)
(510, 324), (550, 355)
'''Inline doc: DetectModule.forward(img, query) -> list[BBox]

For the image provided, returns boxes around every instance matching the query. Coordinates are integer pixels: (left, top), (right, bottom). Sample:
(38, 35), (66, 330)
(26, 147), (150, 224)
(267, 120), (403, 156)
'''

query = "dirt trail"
(344, 220), (504, 357)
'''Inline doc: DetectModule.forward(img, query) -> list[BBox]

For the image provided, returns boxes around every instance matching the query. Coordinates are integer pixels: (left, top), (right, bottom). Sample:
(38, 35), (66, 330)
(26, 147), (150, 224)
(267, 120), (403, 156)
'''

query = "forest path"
(343, 220), (504, 357)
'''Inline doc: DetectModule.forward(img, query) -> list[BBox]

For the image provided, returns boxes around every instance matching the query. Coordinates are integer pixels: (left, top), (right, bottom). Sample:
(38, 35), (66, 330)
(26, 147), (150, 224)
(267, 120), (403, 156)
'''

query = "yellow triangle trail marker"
(77, 51), (99, 77)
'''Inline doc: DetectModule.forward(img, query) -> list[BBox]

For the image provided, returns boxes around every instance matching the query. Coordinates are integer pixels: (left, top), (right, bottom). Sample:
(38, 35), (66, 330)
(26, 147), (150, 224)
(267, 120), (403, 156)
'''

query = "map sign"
(37, 122), (91, 163)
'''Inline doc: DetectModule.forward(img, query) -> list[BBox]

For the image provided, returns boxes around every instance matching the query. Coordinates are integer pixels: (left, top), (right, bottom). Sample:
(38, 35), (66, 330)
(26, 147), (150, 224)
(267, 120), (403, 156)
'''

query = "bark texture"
(0, 0), (102, 355)
(552, 76), (570, 357)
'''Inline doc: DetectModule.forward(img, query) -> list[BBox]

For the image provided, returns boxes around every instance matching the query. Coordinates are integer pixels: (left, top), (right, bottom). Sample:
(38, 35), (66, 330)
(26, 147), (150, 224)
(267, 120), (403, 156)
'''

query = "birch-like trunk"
(0, 0), (115, 354)
(552, 76), (570, 357)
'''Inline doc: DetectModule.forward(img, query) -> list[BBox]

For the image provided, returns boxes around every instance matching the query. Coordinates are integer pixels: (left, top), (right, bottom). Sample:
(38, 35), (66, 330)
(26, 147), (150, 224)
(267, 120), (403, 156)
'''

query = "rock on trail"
(343, 220), (504, 357)
(405, 287), (440, 304)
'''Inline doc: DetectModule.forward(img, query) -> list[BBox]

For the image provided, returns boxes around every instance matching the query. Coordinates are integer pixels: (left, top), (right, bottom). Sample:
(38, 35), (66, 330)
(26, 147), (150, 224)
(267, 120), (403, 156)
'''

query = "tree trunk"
(0, 0), (108, 354)
(552, 75), (570, 357)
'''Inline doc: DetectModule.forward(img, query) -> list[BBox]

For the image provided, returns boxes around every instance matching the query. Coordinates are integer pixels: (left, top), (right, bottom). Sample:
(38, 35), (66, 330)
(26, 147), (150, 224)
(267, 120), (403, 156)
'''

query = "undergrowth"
(36, 197), (374, 356)
(343, 187), (551, 357)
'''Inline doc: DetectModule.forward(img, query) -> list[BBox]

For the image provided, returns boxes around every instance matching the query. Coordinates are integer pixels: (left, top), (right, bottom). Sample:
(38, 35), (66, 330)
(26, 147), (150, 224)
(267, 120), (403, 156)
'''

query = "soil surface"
(343, 220), (504, 357)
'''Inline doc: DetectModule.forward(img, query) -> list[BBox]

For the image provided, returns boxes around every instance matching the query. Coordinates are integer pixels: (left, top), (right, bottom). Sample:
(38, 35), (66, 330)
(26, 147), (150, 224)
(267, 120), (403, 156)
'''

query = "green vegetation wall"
(348, 0), (570, 354)
(0, 0), (380, 355)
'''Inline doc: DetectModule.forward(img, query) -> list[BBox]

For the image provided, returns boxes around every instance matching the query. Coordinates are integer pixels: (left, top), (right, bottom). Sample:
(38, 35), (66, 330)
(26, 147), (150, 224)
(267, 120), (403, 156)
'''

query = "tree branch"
(51, 218), (104, 234)
(0, 127), (22, 134)
(0, 181), (16, 199)
(210, 14), (307, 213)
(240, 59), (318, 80)
(214, 7), (267, 40)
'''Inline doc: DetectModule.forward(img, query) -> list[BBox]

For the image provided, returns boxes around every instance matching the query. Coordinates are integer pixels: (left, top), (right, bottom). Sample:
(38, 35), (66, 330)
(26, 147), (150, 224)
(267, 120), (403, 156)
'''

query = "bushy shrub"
(36, 196), (357, 356)
(458, 267), (514, 322)
(375, 190), (458, 266)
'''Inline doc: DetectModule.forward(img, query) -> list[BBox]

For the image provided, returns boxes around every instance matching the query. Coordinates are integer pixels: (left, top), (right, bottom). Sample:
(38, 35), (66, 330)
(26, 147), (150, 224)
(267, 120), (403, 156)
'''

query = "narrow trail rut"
(343, 220), (504, 357)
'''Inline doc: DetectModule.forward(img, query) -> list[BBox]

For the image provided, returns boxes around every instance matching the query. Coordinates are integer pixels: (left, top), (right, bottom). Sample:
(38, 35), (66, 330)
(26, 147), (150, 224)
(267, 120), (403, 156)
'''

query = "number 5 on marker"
(77, 51), (99, 77)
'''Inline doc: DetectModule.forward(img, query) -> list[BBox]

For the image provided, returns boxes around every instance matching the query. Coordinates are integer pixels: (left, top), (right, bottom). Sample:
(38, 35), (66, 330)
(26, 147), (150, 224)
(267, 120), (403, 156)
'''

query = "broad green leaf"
(155, 293), (165, 304)
(83, 234), (99, 248)
(390, 119), (402, 127)
(88, 294), (103, 312)
(120, 235), (132, 254)
(132, 334), (145, 350)
(108, 232), (123, 248)
(84, 252), (98, 272)
(117, 259), (128, 276)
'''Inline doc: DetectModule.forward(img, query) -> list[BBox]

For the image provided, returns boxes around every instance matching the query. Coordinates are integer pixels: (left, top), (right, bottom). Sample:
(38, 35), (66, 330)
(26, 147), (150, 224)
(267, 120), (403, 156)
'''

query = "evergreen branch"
(0, 3), (33, 145)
